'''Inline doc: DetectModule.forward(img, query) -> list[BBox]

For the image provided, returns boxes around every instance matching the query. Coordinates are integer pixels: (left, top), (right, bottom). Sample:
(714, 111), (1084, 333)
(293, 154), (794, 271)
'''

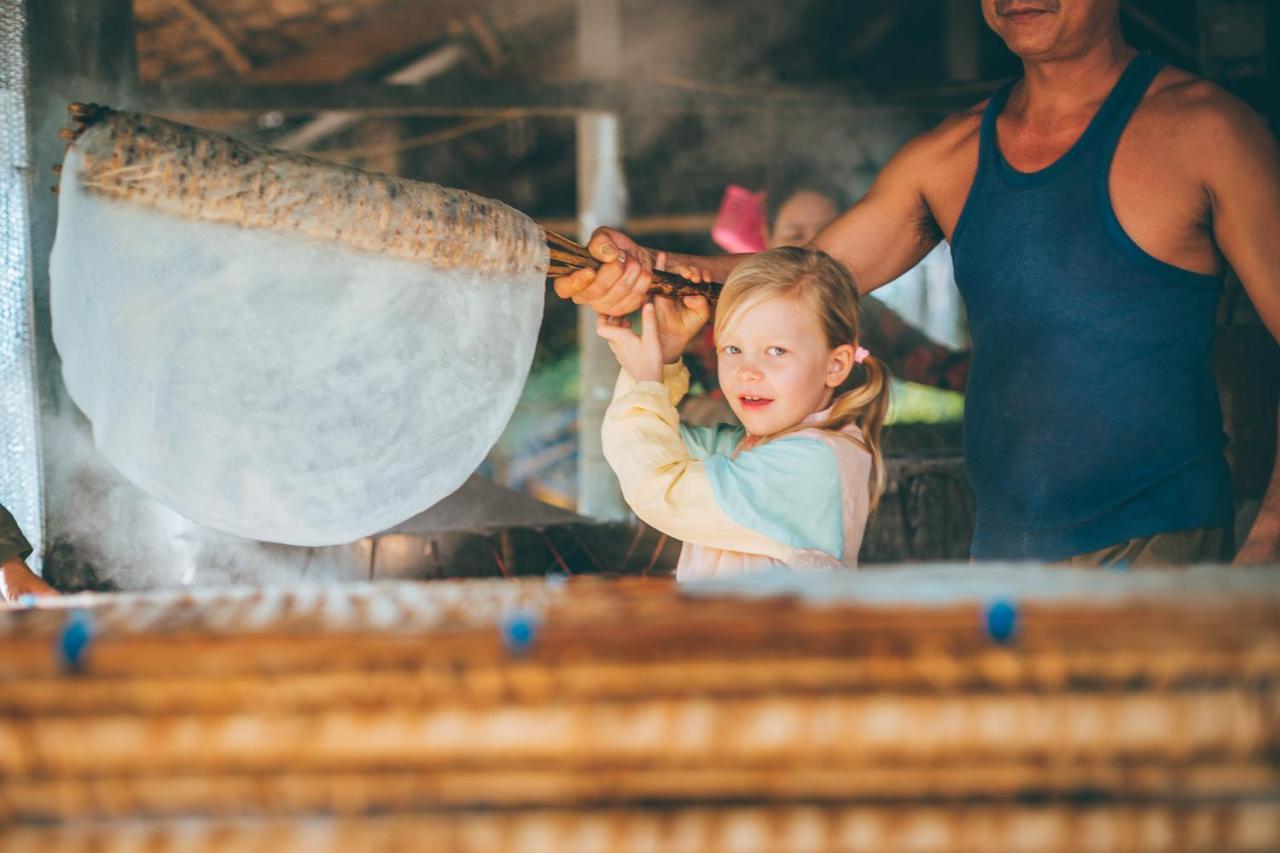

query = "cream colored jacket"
(602, 363), (873, 581)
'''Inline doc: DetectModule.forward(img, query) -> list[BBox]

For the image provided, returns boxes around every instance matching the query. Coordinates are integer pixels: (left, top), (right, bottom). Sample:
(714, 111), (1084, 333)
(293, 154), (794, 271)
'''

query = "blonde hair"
(714, 246), (891, 507)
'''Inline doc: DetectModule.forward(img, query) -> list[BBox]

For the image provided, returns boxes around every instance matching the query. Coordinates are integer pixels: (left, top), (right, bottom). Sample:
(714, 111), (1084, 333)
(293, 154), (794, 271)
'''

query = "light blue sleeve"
(678, 422), (746, 460)
(702, 437), (844, 559)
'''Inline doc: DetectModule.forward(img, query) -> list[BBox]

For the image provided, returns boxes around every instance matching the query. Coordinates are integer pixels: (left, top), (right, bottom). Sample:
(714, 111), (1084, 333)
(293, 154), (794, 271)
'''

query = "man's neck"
(1016, 34), (1137, 119)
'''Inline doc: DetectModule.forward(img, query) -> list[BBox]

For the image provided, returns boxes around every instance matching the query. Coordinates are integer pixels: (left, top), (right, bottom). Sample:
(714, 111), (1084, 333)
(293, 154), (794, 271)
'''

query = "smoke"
(609, 1), (935, 224)
(42, 404), (346, 592)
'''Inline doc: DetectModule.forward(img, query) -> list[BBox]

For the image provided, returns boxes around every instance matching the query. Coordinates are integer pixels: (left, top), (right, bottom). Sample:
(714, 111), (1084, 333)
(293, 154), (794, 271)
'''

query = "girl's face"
(717, 295), (854, 437)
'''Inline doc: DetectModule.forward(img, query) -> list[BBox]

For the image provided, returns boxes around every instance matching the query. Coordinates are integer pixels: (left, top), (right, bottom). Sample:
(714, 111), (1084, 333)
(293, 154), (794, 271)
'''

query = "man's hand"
(1234, 526), (1280, 565)
(1234, 482), (1280, 565)
(554, 227), (656, 316)
(1233, 406), (1280, 566)
(0, 558), (57, 602)
(596, 302), (665, 383)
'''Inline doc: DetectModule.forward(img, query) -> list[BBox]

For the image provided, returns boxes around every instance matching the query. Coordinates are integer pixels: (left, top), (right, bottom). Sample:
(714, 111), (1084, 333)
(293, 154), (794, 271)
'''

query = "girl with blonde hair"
(599, 246), (890, 580)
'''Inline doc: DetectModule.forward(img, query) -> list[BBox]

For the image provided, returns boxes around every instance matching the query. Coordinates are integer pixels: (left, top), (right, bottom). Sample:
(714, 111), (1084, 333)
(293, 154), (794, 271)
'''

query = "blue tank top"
(950, 53), (1233, 561)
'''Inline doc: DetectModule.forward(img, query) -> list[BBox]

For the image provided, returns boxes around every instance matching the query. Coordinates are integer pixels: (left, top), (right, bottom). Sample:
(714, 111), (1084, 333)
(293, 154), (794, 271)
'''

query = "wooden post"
(23, 0), (139, 580)
(574, 0), (627, 520)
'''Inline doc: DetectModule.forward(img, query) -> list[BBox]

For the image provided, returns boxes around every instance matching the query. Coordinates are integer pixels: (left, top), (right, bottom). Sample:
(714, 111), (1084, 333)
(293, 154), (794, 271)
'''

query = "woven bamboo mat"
(3, 803), (1278, 852)
(1, 566), (1277, 850)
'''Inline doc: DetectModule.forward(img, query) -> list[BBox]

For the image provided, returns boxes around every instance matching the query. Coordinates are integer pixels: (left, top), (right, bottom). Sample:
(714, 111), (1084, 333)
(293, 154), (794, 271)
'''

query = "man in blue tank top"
(555, 0), (1280, 566)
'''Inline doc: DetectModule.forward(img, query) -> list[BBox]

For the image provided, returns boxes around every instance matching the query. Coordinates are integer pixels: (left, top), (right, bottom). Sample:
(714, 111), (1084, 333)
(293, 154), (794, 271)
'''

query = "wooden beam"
(139, 77), (1001, 120)
(243, 0), (569, 85)
(244, 2), (468, 84)
(276, 43), (468, 152)
(311, 113), (516, 162)
(168, 0), (253, 76)
(139, 79), (605, 117)
(270, 2), (566, 153)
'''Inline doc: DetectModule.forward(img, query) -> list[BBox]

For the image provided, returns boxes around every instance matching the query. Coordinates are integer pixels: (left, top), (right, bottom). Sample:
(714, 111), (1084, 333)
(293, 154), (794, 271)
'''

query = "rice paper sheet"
(50, 113), (547, 546)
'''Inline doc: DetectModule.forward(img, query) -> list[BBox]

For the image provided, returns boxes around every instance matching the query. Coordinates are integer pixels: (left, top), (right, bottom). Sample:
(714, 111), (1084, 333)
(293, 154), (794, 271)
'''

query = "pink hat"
(711, 185), (768, 254)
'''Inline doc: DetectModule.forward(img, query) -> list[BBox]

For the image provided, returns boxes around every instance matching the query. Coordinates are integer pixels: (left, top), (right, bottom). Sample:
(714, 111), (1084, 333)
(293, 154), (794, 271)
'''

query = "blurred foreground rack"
(0, 565), (1278, 851)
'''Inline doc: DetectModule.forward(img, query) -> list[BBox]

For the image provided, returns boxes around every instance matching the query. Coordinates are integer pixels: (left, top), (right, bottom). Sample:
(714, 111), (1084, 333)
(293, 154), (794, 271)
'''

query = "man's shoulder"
(1142, 65), (1264, 140)
(923, 99), (987, 151)
(894, 98), (987, 170)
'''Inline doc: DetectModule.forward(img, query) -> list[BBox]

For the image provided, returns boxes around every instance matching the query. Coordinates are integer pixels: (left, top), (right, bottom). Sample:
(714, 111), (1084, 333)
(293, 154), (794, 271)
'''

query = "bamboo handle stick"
(543, 227), (722, 304)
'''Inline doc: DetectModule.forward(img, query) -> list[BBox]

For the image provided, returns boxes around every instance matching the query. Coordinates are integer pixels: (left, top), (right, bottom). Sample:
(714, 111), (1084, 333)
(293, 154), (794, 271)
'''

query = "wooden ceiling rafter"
(274, 40), (471, 151)
(451, 12), (509, 77)
(311, 111), (519, 162)
(267, 2), (569, 153)
(143, 75), (1004, 122)
(242, 1), (492, 85)
(167, 0), (254, 75)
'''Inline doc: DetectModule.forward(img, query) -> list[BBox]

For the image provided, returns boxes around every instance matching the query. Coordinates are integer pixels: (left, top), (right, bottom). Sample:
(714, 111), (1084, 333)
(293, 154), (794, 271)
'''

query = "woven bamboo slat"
(0, 689), (1271, 777)
(0, 644), (1274, 714)
(1, 571), (1277, 683)
(2, 803), (1278, 853)
(4, 760), (1279, 820)
(1, 567), (1277, 849)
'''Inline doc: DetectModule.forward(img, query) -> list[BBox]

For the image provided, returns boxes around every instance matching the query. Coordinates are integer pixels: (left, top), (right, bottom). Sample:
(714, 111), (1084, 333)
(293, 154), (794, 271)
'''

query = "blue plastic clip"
(58, 610), (94, 671)
(500, 611), (539, 655)
(16, 594), (38, 609)
(984, 599), (1018, 644)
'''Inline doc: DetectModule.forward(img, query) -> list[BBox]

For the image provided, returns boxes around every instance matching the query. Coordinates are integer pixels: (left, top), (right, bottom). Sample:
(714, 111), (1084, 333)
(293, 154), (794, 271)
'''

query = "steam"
(42, 405), (345, 592)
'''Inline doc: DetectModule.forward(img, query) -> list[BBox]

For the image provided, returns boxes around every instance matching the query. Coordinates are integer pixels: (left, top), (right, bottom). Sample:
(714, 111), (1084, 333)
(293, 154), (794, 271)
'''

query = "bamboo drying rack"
(0, 568), (1278, 851)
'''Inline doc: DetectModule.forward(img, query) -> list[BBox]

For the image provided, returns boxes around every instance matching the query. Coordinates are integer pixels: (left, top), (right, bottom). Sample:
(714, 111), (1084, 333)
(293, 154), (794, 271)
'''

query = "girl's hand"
(596, 302), (665, 383)
(652, 252), (712, 364)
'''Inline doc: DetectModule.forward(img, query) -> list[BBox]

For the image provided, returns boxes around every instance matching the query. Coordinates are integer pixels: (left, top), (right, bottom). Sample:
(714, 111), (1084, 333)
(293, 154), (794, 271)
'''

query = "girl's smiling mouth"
(738, 394), (774, 410)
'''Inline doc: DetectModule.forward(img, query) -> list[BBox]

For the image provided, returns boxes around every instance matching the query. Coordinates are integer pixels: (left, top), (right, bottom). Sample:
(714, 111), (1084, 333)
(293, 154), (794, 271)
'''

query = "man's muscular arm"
(1199, 87), (1280, 563)
(555, 123), (948, 314)
(811, 131), (944, 295)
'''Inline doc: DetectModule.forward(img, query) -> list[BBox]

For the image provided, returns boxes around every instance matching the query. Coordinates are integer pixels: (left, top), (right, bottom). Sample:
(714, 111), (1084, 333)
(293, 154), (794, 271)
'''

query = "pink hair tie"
(854, 346), (870, 365)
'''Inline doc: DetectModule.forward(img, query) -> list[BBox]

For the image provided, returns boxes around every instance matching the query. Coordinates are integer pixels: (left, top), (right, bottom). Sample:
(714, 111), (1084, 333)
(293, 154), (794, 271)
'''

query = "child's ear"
(826, 344), (855, 388)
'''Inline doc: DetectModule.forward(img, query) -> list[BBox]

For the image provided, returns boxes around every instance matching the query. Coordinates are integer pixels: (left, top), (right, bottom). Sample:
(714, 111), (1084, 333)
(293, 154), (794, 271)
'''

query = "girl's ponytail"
(820, 353), (890, 509)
